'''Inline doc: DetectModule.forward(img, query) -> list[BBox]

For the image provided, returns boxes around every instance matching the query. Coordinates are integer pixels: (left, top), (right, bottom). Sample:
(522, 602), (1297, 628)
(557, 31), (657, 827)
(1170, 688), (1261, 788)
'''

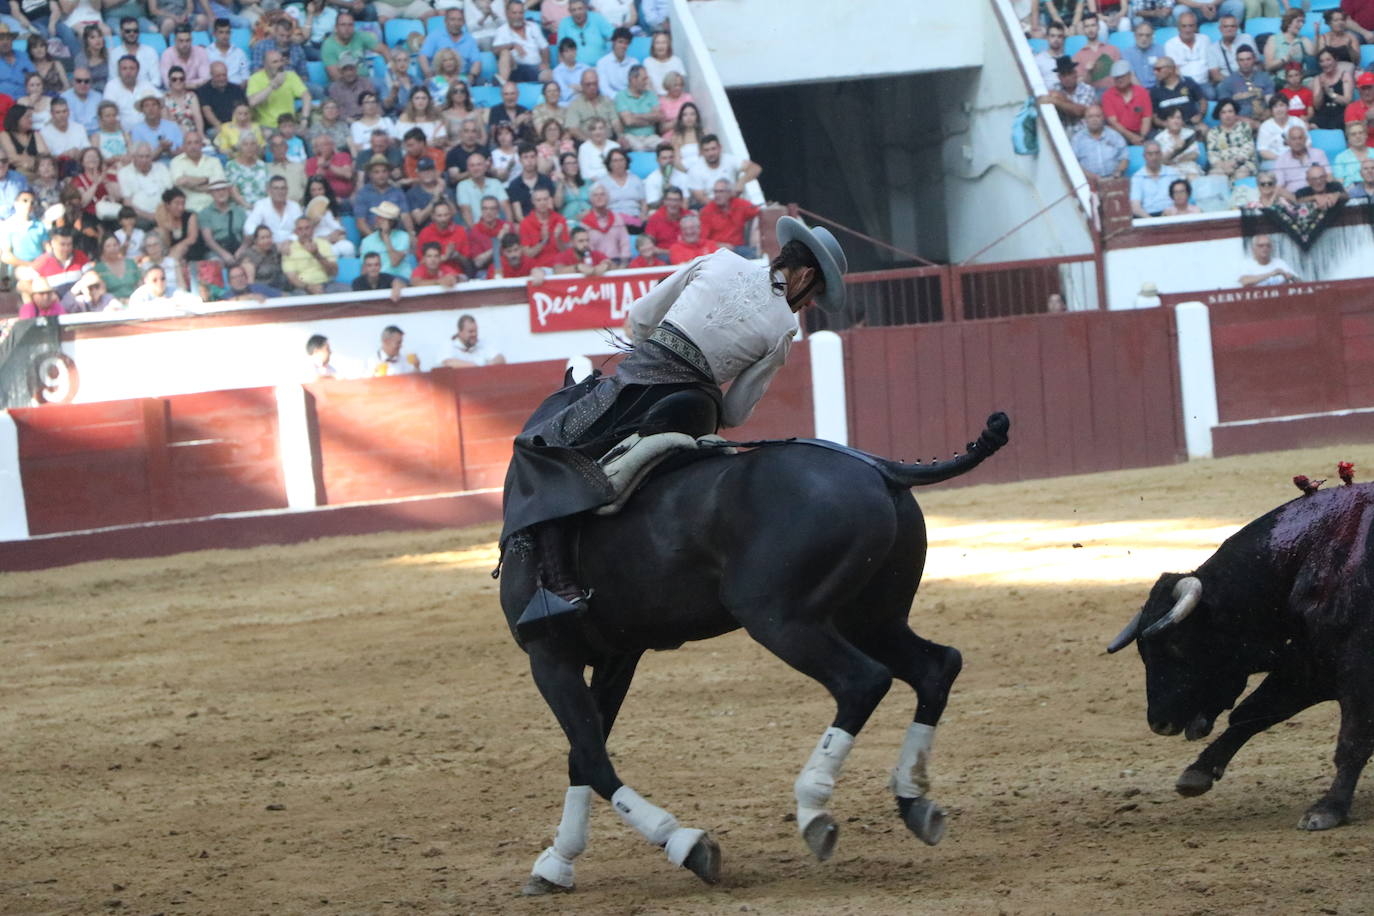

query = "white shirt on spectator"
(365, 349), (420, 375)
(687, 151), (743, 195)
(578, 137), (619, 181)
(643, 55), (685, 96)
(40, 120), (90, 158)
(115, 161), (173, 213)
(244, 199), (304, 244)
(493, 20), (547, 66)
(1238, 255), (1297, 286)
(643, 164), (689, 206)
(594, 0), (636, 27)
(1257, 116), (1309, 162)
(444, 336), (501, 366)
(1163, 34), (1213, 85)
(206, 44), (250, 85)
(103, 79), (161, 130)
(116, 43), (165, 89)
(1206, 33), (1257, 79)
(595, 51), (636, 95)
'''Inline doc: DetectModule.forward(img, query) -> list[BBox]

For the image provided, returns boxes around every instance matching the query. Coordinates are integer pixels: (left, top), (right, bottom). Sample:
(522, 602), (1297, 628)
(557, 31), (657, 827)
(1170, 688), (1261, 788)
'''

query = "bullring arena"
(4, 443), (1371, 915)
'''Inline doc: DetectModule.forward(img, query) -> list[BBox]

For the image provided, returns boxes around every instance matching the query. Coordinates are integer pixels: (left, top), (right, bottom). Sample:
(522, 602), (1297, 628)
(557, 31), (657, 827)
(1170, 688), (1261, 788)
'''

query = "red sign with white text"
(527, 270), (674, 333)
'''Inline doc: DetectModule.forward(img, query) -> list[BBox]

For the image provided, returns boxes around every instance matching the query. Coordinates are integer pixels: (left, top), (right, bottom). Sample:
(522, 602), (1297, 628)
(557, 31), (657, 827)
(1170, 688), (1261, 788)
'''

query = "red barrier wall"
(844, 310), (1185, 484)
(12, 387), (286, 535)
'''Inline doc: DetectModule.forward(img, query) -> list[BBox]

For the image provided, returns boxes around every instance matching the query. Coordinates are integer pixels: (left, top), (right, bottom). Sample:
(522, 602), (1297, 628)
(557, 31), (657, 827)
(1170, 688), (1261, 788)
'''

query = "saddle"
(594, 432), (735, 516)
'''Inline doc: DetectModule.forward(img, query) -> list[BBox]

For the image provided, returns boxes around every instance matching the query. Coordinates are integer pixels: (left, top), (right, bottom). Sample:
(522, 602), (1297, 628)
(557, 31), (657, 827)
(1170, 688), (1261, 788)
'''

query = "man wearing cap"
(355, 156), (412, 235)
(406, 156), (455, 229)
(1102, 60), (1154, 145)
(170, 131), (225, 212)
(130, 95), (185, 162)
(247, 49), (311, 129)
(1346, 72), (1374, 125)
(501, 215), (851, 619)
(1040, 55), (1096, 136)
(0, 26), (34, 100)
(197, 179), (247, 264)
(326, 51), (377, 120)
(1217, 45), (1273, 124)
(244, 174), (304, 244)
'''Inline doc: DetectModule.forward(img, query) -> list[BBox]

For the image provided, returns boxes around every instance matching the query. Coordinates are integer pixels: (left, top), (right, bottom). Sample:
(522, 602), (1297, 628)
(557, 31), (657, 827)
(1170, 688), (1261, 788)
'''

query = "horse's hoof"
(521, 873), (573, 896)
(901, 797), (948, 846)
(682, 832), (722, 885)
(1175, 767), (1215, 797)
(1298, 806), (1348, 831)
(802, 813), (839, 861)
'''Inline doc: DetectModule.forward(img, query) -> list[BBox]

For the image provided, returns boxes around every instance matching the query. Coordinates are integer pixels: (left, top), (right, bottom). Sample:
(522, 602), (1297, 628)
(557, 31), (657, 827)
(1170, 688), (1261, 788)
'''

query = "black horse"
(500, 411), (1011, 894)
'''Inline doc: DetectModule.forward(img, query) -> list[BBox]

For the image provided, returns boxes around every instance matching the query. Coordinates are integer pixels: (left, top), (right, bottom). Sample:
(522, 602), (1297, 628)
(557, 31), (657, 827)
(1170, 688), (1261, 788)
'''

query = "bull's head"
(1107, 573), (1249, 742)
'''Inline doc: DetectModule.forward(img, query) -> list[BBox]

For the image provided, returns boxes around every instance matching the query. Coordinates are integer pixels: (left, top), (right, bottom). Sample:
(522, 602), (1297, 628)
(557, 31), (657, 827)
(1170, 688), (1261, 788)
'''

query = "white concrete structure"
(1173, 302), (1220, 460)
(0, 410), (28, 540)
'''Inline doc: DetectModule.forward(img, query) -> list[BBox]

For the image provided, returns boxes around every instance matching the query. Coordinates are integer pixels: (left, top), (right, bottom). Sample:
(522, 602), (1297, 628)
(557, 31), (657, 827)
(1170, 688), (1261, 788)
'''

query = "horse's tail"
(876, 412), (1011, 488)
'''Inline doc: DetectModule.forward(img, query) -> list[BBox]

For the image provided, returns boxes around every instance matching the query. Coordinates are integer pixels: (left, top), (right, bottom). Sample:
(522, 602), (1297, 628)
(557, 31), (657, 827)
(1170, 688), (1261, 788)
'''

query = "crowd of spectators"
(1, 0), (767, 318)
(1031, 3), (1374, 220)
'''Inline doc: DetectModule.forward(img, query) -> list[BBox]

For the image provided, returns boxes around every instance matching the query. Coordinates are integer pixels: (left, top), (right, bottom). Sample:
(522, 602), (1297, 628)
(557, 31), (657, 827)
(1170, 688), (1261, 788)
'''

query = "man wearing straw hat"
(501, 217), (850, 617)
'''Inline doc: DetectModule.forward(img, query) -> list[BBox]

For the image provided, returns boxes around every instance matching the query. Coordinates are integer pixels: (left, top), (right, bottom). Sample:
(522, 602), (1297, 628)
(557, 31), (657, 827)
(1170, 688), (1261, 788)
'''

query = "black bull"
(499, 411), (1010, 890)
(1109, 482), (1374, 831)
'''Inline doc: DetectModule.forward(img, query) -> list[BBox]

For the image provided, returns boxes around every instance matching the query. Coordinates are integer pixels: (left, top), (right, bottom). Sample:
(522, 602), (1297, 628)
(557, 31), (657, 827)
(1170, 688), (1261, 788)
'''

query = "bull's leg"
(1299, 690), (1374, 831)
(525, 652), (644, 895)
(851, 624), (962, 846)
(742, 617), (892, 861)
(524, 644), (720, 892)
(1176, 669), (1323, 798)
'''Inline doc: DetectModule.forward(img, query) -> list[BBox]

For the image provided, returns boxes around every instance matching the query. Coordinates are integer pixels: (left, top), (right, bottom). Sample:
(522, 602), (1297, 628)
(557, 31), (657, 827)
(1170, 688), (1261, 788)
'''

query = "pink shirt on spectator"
(161, 45), (211, 88)
(660, 92), (696, 134)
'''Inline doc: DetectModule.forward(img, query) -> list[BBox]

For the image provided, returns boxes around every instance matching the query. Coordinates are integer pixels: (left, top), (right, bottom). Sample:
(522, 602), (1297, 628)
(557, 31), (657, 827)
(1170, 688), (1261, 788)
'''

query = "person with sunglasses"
(112, 16), (161, 88)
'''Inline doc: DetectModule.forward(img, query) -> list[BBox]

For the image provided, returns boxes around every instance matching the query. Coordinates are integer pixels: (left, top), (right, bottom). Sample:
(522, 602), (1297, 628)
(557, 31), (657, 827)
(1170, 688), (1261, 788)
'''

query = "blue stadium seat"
(385, 18), (425, 46)
(427, 15), (446, 35)
(231, 27), (251, 52)
(1203, 99), (1220, 127)
(1246, 17), (1280, 38)
(1233, 175), (1258, 191)
(472, 84), (501, 107)
(307, 60), (326, 86)
(1199, 22), (1221, 41)
(1106, 32), (1133, 52)
(335, 256), (361, 286)
(192, 30), (210, 46)
(1362, 45), (1374, 68)
(1195, 140), (1209, 172)
(1309, 0), (1340, 8)
(628, 35), (650, 61)
(109, 33), (166, 53)
(1154, 26), (1178, 45)
(1126, 144), (1146, 176)
(516, 81), (543, 107)
(1309, 127), (1348, 160)
(478, 50), (497, 82)
(1028, 37), (1048, 53)
(628, 150), (656, 178)
(12, 39), (24, 54)
(372, 55), (387, 83)
(1064, 34), (1087, 55)
(341, 215), (360, 246)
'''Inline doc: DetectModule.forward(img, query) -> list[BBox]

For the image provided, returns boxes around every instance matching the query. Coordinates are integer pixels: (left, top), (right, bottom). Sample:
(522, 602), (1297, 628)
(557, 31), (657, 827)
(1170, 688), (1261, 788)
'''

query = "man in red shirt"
(643, 185), (685, 258)
(1342, 0), (1374, 39)
(411, 241), (465, 288)
(1100, 60), (1152, 145)
(493, 232), (548, 282)
(547, 225), (611, 276)
(667, 212), (722, 264)
(518, 187), (570, 267)
(305, 133), (355, 202)
(698, 179), (761, 257)
(468, 196), (513, 276)
(416, 200), (472, 273)
(627, 232), (665, 268)
(30, 228), (92, 298)
(1347, 72), (1374, 124)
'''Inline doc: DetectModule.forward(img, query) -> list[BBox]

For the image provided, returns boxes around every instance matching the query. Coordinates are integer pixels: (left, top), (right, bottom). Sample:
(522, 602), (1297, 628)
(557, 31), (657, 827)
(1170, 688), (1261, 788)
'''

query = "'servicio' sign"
(528, 270), (674, 333)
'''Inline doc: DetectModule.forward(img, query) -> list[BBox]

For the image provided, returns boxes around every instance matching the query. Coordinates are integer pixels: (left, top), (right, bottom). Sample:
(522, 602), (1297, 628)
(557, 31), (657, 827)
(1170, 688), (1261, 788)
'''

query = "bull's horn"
(1106, 610), (1142, 654)
(1141, 576), (1203, 638)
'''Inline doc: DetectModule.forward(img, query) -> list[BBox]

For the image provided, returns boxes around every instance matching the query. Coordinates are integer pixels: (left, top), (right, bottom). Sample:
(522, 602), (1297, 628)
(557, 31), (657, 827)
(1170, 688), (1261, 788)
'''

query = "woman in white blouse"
(643, 30), (684, 95)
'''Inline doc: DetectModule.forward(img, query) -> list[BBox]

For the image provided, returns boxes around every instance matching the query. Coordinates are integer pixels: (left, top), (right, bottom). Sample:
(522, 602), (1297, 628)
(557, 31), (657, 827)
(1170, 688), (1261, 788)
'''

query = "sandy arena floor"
(2, 443), (1372, 915)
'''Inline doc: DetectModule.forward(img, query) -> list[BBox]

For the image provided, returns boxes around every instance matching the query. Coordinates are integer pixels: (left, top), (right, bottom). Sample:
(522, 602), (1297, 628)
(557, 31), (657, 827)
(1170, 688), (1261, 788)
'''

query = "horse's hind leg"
(740, 615), (893, 861)
(850, 621), (962, 847)
(523, 644), (720, 892)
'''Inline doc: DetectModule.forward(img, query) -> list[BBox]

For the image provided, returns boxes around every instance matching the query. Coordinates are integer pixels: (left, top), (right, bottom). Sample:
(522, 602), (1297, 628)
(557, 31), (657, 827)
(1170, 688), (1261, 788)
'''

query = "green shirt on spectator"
(198, 202), (248, 252)
(321, 31), (379, 68)
(615, 87), (658, 138)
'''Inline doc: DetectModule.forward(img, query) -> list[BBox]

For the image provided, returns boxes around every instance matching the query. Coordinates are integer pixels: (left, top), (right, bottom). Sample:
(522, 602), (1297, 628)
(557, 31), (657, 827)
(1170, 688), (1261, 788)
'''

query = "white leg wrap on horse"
(889, 722), (935, 798)
(611, 785), (679, 847)
(793, 727), (855, 832)
(530, 785), (593, 888)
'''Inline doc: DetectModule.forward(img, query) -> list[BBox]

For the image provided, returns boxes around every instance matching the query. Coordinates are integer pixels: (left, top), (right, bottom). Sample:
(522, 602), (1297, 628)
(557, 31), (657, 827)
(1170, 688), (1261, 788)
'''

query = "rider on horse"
(501, 216), (850, 632)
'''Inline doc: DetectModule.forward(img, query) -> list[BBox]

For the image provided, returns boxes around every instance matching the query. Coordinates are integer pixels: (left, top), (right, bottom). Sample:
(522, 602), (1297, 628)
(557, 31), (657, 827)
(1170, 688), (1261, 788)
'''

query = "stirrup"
(516, 587), (590, 643)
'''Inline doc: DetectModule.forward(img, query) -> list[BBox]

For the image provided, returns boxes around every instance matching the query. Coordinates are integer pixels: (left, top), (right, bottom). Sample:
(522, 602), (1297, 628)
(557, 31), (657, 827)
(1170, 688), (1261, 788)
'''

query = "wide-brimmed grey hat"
(776, 215), (848, 313)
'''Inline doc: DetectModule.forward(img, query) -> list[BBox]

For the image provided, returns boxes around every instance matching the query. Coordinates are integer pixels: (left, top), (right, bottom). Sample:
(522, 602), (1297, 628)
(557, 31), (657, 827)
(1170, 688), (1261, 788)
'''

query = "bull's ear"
(563, 366), (576, 387)
(1107, 610), (1142, 653)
